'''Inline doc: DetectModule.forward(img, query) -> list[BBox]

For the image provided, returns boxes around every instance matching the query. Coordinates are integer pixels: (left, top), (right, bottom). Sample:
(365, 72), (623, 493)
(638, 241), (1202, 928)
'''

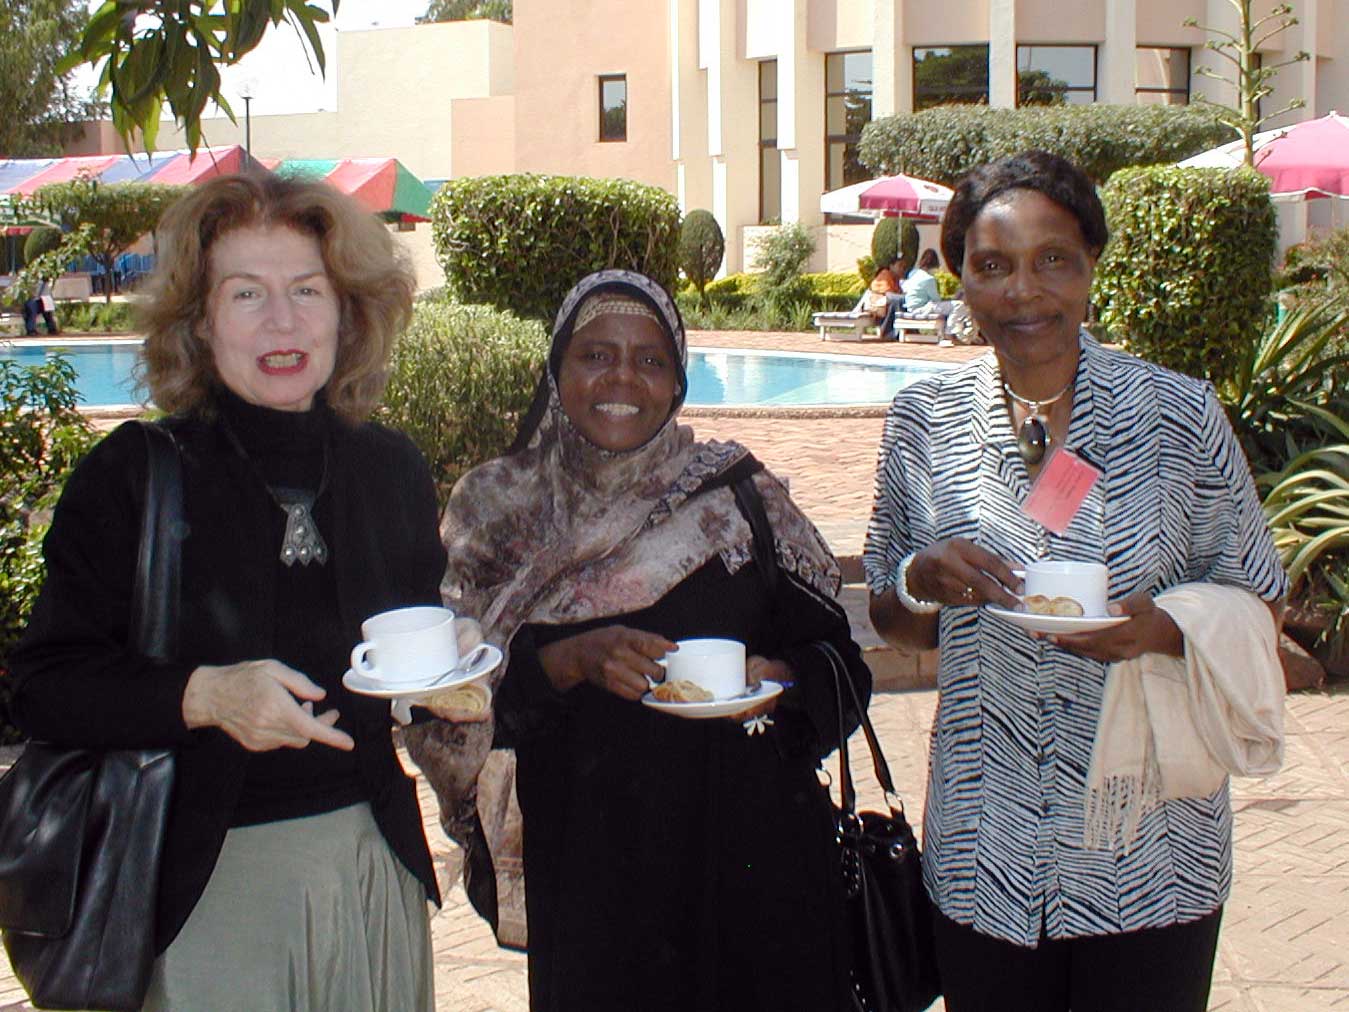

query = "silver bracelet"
(894, 552), (942, 614)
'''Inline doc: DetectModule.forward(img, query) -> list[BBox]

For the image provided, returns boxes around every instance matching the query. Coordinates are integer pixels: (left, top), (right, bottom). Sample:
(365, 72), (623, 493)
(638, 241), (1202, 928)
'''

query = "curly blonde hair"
(137, 172), (415, 422)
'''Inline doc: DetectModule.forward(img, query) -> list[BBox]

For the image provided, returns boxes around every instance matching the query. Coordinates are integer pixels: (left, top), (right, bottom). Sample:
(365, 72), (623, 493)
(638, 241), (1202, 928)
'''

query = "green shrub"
(0, 356), (99, 742)
(376, 301), (548, 506)
(751, 222), (815, 287)
(1093, 166), (1276, 386)
(676, 270), (856, 331)
(1275, 229), (1349, 293)
(803, 271), (864, 299)
(857, 255), (877, 285)
(750, 222), (816, 313)
(22, 227), (63, 264)
(678, 209), (725, 310)
(934, 268), (960, 299)
(431, 174), (681, 322)
(868, 217), (919, 270)
(870, 218), (898, 266)
(56, 300), (137, 333)
(859, 104), (1234, 186)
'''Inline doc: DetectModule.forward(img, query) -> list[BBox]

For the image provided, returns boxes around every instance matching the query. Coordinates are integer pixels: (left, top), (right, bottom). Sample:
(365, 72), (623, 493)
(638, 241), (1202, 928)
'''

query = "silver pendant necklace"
(222, 419), (330, 567)
(274, 490), (329, 567)
(1003, 376), (1073, 466)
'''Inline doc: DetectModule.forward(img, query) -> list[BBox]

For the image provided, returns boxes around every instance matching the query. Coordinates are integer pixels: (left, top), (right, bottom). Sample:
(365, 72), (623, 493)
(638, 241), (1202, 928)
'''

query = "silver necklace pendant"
(1018, 415), (1049, 466)
(280, 502), (328, 566)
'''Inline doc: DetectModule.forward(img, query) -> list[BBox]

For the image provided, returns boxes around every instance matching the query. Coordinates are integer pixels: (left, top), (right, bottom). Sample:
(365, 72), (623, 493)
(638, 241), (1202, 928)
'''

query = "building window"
(759, 60), (780, 224)
(1017, 45), (1097, 105)
(825, 50), (873, 195)
(599, 75), (627, 142)
(1136, 46), (1190, 104)
(913, 46), (989, 110)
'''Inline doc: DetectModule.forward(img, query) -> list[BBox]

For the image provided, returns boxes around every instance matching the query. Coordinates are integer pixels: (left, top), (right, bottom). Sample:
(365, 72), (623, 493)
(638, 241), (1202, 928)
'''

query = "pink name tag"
(1021, 448), (1102, 534)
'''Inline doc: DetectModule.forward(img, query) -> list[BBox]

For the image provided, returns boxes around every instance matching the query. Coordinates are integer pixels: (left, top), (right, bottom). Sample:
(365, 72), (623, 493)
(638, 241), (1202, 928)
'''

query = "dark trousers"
(933, 906), (1223, 1012)
(22, 298), (58, 335)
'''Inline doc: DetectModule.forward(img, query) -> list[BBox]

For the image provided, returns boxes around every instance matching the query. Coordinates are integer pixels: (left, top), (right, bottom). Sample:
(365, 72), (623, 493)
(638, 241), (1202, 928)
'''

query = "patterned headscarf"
(403, 270), (840, 946)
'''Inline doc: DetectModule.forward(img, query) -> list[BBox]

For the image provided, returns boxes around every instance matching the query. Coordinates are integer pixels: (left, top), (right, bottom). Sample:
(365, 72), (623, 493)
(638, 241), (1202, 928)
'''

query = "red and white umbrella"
(820, 173), (952, 220)
(1179, 112), (1349, 201)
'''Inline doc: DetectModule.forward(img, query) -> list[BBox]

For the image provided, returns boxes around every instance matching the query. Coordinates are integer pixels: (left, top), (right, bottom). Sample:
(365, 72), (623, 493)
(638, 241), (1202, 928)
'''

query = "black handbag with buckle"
(0, 421), (183, 1011)
(817, 639), (941, 1012)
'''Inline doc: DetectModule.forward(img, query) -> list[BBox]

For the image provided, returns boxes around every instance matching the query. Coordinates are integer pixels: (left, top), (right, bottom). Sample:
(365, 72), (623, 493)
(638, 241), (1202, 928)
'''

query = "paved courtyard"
(1, 331), (1345, 1011)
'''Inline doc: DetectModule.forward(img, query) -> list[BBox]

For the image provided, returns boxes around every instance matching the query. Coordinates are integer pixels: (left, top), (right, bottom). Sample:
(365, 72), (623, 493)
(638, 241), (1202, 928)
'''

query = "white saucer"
(342, 644), (502, 699)
(985, 605), (1129, 635)
(640, 680), (784, 719)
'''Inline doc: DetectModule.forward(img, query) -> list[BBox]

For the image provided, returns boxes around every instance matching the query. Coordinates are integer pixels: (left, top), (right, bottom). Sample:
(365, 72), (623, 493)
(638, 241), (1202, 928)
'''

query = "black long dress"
(495, 554), (869, 1012)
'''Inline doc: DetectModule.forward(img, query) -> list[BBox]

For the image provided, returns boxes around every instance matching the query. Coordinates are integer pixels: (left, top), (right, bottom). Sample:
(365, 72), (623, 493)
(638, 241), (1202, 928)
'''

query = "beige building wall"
(63, 0), (1349, 281)
(75, 20), (515, 183)
(511, 0), (675, 189)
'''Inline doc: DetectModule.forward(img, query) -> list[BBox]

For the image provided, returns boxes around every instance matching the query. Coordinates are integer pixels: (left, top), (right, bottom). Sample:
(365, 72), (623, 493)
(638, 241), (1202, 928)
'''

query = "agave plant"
(1260, 437), (1349, 585)
(1224, 293), (1349, 475)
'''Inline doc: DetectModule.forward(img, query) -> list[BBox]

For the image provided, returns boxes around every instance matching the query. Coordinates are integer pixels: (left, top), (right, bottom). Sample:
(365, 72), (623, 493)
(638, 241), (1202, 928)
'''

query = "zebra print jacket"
(863, 333), (1287, 947)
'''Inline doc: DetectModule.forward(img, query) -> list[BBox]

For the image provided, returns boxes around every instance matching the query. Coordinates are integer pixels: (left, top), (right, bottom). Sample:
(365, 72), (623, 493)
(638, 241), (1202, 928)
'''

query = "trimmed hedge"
(859, 105), (1234, 186)
(431, 174), (681, 322)
(678, 209), (725, 308)
(1093, 166), (1277, 385)
(377, 300), (548, 506)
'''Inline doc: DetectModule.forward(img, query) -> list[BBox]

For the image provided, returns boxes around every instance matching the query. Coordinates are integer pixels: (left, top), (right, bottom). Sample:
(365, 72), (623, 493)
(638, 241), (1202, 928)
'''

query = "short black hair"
(940, 150), (1108, 277)
(917, 248), (940, 271)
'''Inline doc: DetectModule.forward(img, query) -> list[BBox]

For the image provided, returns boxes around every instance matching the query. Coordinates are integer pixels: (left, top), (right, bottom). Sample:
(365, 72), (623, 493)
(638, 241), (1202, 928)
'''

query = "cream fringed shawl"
(1084, 583), (1285, 851)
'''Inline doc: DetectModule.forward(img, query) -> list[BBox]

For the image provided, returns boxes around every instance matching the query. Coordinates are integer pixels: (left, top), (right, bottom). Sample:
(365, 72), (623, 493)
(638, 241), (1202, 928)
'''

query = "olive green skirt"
(142, 803), (433, 1012)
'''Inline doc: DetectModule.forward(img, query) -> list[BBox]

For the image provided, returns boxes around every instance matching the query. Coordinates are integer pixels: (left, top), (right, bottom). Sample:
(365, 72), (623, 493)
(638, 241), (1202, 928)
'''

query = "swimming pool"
(0, 341), (948, 409)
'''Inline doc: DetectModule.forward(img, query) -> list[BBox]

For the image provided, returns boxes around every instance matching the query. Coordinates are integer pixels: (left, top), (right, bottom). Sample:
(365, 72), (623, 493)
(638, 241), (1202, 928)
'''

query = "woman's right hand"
(181, 660), (356, 752)
(907, 538), (1022, 609)
(537, 625), (676, 700)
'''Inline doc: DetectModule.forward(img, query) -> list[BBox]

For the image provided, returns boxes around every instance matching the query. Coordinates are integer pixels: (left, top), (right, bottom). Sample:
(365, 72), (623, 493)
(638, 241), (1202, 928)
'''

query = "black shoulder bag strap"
(132, 421), (184, 658)
(730, 471), (779, 599)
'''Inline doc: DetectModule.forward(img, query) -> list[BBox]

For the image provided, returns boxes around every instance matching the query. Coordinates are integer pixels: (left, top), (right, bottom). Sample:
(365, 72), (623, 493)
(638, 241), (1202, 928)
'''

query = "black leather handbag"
(0, 422), (183, 1011)
(818, 639), (941, 1012)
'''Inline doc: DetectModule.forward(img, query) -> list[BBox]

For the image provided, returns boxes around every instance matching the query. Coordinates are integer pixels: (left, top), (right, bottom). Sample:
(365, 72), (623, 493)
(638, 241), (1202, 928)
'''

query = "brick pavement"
(3, 331), (1347, 1011)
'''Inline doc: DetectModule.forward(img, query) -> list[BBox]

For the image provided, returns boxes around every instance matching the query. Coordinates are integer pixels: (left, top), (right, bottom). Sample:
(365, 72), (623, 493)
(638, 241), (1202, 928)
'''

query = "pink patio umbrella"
(1179, 112), (1349, 201)
(820, 173), (952, 221)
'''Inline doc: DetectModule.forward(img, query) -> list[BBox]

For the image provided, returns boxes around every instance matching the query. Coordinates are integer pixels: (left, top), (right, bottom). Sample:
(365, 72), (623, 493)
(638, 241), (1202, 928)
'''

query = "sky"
(76, 1), (434, 119)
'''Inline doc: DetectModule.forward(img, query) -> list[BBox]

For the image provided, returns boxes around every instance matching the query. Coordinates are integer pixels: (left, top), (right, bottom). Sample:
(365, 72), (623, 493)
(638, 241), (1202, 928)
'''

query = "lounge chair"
(812, 294), (941, 343)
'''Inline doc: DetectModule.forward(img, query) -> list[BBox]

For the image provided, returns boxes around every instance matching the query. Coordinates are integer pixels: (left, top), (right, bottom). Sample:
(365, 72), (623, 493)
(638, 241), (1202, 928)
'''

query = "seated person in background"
(879, 247), (941, 339)
(863, 254), (904, 321)
(22, 279), (60, 336)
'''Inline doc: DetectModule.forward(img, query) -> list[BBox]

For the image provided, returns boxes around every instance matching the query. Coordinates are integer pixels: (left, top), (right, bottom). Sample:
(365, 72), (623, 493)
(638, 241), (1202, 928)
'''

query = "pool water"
(685, 348), (944, 407)
(1, 342), (947, 409)
(1, 341), (145, 406)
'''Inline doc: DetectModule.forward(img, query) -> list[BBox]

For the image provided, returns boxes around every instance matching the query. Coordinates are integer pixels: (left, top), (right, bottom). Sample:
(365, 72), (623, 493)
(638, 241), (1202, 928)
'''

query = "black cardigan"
(9, 409), (446, 951)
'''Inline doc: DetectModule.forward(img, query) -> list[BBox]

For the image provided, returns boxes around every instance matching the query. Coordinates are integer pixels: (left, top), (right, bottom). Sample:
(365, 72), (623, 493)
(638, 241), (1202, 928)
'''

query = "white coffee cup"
(1022, 561), (1109, 617)
(657, 638), (747, 700)
(350, 606), (487, 686)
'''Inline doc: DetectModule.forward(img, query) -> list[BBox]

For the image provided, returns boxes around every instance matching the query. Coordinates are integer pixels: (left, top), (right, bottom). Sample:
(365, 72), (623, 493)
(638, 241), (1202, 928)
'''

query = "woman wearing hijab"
(405, 269), (871, 1012)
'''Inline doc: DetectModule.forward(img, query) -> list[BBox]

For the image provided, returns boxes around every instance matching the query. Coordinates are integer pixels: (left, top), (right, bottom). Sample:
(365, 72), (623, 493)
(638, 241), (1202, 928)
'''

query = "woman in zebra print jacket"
(863, 151), (1287, 1012)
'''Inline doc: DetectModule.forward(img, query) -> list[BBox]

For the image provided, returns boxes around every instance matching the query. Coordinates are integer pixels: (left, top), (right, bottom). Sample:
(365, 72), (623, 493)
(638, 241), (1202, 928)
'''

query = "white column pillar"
(989, 0), (1017, 108)
(780, 0), (824, 231)
(872, 0), (910, 118)
(1099, 0), (1137, 104)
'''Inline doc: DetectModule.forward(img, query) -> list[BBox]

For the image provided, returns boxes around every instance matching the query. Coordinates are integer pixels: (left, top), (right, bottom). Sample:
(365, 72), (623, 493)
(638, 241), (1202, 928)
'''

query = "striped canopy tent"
(268, 157), (435, 222)
(0, 146), (256, 195)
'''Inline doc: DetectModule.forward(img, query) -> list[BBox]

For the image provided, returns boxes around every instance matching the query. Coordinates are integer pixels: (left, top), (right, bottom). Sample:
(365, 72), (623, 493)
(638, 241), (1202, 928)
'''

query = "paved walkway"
(3, 330), (1346, 1011)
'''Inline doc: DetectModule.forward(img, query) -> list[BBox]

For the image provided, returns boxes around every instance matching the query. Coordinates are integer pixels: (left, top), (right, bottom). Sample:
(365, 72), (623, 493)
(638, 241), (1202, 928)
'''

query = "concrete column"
(989, 0), (1017, 108)
(872, 0), (910, 118)
(1099, 0), (1137, 103)
(702, 0), (760, 272)
(780, 0), (824, 234)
